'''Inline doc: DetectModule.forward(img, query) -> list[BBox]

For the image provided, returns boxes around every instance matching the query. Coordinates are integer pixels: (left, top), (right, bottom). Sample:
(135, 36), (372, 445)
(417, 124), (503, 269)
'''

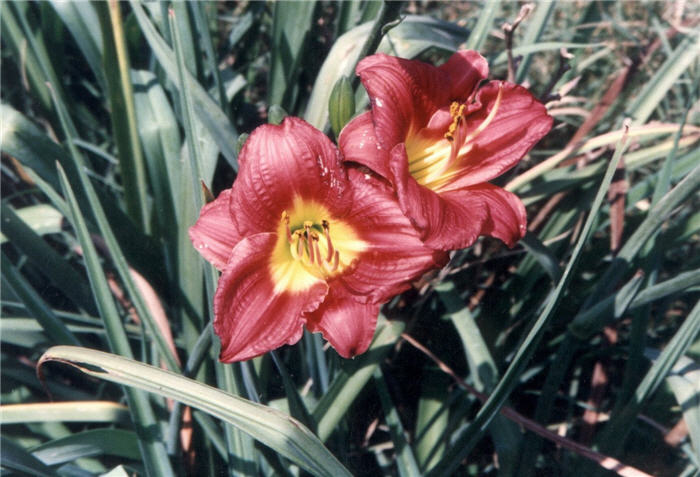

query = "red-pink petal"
(214, 233), (328, 362)
(230, 117), (353, 237)
(306, 284), (379, 358)
(388, 144), (489, 251)
(189, 189), (239, 270)
(339, 111), (391, 180)
(338, 167), (448, 301)
(438, 50), (489, 101)
(460, 184), (527, 247)
(441, 82), (553, 190)
(356, 53), (449, 148)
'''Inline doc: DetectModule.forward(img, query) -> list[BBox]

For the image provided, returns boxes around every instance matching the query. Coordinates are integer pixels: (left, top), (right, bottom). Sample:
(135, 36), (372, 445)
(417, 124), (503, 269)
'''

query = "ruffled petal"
(461, 184), (527, 247)
(189, 189), (239, 270)
(214, 233), (328, 362)
(231, 117), (353, 237)
(388, 144), (489, 251)
(306, 283), (379, 358)
(438, 50), (489, 101)
(338, 111), (391, 180)
(356, 53), (449, 148)
(441, 82), (553, 191)
(338, 167), (448, 301)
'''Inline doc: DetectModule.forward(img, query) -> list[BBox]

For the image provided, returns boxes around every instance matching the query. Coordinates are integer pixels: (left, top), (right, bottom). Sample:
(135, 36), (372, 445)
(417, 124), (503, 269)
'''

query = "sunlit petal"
(306, 284), (379, 358)
(356, 53), (449, 147)
(439, 82), (554, 190)
(340, 167), (448, 301)
(339, 111), (391, 180)
(214, 233), (328, 362)
(460, 184), (527, 247)
(389, 144), (489, 251)
(438, 49), (489, 101)
(231, 117), (353, 237)
(188, 189), (238, 270)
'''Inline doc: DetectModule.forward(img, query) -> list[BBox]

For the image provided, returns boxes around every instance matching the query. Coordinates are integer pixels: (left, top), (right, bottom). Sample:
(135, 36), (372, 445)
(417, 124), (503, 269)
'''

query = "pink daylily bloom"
(190, 117), (445, 362)
(340, 50), (553, 250)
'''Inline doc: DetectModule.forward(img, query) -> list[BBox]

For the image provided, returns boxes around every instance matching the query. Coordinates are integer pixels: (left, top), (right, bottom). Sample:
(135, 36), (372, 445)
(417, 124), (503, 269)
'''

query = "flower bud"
(328, 76), (355, 138)
(268, 105), (288, 125)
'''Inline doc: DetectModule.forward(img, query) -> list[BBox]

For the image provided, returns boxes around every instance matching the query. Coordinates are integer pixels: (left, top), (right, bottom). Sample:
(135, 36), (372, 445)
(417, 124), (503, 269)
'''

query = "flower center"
(269, 198), (367, 293)
(405, 83), (504, 192)
(283, 213), (340, 275)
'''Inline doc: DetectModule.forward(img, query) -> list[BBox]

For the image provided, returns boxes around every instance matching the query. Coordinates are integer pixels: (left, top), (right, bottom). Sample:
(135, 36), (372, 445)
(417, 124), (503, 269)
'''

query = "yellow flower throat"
(405, 84), (504, 192)
(269, 198), (367, 293)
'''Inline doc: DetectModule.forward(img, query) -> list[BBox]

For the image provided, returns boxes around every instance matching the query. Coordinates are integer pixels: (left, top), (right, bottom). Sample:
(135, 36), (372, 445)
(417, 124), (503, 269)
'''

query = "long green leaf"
(0, 437), (59, 477)
(313, 316), (404, 441)
(269, 0), (317, 110)
(438, 283), (521, 476)
(2, 2), (67, 112)
(129, 0), (239, 170)
(0, 104), (65, 191)
(0, 204), (62, 243)
(49, 0), (104, 91)
(665, 355), (700, 462)
(30, 429), (140, 465)
(593, 300), (700, 460)
(46, 80), (181, 373)
(57, 163), (175, 477)
(628, 33), (700, 125)
(0, 402), (130, 425)
(464, 0), (500, 51)
(493, 41), (606, 66)
(1, 251), (81, 347)
(568, 272), (645, 339)
(584, 161), (700, 307)
(95, 0), (150, 231)
(374, 368), (421, 477)
(515, 1), (556, 83)
(414, 370), (450, 471)
(1, 203), (95, 314)
(38, 345), (352, 477)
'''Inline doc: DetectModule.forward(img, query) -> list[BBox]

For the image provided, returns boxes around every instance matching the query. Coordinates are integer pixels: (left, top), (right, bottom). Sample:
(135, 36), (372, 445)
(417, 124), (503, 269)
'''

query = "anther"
(444, 101), (467, 142)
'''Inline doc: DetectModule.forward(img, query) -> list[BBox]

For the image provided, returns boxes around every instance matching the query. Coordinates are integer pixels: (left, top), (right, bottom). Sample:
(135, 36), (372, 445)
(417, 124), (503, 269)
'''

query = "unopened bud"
(268, 105), (287, 125)
(329, 76), (355, 139)
(236, 133), (249, 154)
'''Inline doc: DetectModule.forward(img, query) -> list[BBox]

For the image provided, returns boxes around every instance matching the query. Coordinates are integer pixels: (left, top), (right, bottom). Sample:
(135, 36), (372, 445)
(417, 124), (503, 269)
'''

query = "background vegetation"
(1, 1), (699, 476)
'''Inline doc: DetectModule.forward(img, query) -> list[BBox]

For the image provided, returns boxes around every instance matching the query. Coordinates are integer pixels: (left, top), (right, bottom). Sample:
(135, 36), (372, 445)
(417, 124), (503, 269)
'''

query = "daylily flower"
(340, 50), (553, 250)
(190, 117), (445, 362)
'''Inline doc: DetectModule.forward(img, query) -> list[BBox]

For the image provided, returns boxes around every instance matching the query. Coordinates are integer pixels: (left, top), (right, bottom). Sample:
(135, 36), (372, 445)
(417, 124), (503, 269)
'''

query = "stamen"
(304, 223), (315, 264)
(321, 220), (334, 263)
(311, 233), (322, 266)
(282, 211), (293, 242)
(295, 230), (305, 258)
(330, 250), (340, 272)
